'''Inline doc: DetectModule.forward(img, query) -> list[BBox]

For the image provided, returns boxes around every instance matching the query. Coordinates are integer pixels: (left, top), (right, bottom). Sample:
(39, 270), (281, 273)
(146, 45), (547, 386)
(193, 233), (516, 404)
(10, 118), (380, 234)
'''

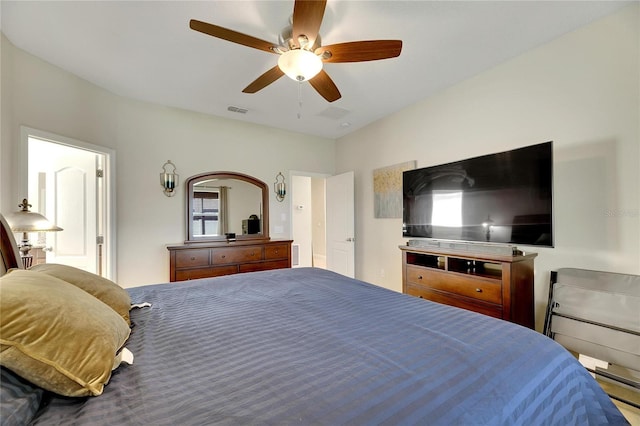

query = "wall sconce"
(4, 199), (63, 268)
(160, 160), (179, 197)
(274, 172), (286, 202)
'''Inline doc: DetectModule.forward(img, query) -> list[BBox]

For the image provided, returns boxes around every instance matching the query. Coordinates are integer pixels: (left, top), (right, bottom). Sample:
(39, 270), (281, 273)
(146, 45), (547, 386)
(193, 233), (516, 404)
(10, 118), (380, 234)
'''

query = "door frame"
(19, 126), (117, 279)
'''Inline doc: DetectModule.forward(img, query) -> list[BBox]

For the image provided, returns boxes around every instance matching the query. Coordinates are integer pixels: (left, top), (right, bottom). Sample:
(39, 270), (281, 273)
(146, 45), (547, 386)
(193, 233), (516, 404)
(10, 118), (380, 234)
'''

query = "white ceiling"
(0, 1), (630, 139)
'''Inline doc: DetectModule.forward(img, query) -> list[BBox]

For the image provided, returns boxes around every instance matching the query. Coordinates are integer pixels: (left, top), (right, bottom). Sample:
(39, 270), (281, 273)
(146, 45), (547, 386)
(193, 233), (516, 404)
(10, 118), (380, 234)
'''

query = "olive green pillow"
(31, 263), (131, 325)
(0, 269), (131, 397)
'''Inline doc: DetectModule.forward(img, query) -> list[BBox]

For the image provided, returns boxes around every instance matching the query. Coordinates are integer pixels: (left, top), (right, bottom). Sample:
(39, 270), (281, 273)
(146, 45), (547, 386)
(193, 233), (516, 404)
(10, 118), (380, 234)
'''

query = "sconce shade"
(162, 173), (176, 190)
(161, 160), (179, 197)
(278, 49), (323, 82)
(5, 199), (62, 233)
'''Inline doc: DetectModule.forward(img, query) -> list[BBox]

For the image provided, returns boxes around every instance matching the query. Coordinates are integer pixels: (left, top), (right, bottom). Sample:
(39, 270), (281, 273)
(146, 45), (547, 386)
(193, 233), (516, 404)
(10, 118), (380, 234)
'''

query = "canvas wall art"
(373, 161), (416, 218)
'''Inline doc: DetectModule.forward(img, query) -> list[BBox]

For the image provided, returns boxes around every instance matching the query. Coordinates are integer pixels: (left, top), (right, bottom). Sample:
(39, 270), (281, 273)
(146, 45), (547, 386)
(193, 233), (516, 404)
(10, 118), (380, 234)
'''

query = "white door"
(29, 138), (100, 273)
(326, 171), (355, 277)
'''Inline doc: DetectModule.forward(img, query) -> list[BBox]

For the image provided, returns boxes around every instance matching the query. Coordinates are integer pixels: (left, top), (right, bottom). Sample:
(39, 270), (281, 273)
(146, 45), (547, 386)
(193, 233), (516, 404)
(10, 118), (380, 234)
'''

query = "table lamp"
(4, 198), (63, 268)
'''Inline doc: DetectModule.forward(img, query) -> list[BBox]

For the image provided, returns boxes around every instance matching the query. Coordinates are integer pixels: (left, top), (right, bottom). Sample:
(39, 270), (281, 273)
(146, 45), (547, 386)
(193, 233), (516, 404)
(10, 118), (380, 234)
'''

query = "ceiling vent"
(227, 106), (248, 114)
(318, 106), (350, 120)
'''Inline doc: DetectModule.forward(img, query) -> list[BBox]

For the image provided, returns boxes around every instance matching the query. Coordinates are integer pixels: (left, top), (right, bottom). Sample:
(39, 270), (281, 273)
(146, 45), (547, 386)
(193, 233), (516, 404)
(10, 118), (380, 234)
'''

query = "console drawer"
(407, 266), (502, 304)
(406, 283), (502, 319)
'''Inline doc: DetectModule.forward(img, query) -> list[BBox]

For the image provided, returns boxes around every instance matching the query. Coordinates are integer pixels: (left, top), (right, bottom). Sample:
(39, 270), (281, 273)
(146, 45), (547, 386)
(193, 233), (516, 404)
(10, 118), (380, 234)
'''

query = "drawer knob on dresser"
(221, 255), (226, 259)
(190, 257), (195, 261)
(475, 288), (483, 293)
(418, 275), (423, 280)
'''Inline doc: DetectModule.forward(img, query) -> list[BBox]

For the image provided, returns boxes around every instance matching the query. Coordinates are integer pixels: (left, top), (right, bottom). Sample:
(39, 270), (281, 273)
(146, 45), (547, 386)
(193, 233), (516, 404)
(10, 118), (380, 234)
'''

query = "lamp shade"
(5, 199), (62, 233)
(277, 49), (322, 82)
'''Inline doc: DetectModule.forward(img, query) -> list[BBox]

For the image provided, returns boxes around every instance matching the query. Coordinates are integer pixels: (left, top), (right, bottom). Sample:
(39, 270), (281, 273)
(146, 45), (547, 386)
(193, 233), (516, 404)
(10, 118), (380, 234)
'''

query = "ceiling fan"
(189, 0), (402, 102)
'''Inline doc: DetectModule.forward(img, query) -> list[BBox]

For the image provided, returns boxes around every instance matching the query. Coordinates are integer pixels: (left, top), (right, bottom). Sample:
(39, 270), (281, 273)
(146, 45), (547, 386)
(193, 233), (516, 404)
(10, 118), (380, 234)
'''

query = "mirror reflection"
(192, 178), (262, 237)
(186, 172), (269, 243)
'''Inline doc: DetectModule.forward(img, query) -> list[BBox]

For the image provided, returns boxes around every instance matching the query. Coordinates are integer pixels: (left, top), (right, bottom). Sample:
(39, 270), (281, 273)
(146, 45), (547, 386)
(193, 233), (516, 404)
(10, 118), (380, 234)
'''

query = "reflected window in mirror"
(192, 190), (220, 237)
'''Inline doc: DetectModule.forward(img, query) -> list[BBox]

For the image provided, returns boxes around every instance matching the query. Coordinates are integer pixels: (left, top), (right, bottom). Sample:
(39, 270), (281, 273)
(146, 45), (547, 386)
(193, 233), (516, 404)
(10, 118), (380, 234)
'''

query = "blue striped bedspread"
(32, 267), (627, 425)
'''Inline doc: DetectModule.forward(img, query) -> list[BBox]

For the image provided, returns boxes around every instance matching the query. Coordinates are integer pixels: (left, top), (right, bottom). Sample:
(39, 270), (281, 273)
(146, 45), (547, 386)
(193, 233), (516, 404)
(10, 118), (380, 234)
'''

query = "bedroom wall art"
(373, 161), (415, 218)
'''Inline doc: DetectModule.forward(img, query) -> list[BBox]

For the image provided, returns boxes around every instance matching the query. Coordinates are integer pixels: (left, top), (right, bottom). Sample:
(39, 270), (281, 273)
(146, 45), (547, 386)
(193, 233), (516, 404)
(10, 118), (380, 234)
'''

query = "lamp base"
(18, 236), (33, 268)
(21, 254), (33, 269)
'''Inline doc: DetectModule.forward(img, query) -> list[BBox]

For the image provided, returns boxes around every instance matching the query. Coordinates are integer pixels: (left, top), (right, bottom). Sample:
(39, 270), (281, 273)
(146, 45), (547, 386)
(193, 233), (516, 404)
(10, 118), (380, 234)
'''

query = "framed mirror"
(186, 172), (269, 243)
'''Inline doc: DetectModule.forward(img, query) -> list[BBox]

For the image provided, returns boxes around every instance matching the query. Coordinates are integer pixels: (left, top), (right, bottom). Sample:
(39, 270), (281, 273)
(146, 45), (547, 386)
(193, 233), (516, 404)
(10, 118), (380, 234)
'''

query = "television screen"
(402, 141), (553, 247)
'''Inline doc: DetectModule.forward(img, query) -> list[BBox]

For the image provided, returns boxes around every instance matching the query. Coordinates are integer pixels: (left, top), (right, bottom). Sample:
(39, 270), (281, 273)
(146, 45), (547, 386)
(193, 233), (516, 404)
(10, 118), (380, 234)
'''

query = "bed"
(0, 214), (628, 425)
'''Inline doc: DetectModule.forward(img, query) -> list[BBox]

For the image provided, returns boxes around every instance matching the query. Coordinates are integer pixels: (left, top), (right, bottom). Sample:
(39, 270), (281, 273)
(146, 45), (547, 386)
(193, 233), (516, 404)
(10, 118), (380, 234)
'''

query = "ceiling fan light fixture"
(278, 49), (322, 82)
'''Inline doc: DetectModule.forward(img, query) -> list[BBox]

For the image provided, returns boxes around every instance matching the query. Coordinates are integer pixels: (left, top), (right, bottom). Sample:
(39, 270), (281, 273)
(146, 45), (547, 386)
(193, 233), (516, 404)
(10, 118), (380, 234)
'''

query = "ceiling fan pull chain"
(297, 81), (303, 119)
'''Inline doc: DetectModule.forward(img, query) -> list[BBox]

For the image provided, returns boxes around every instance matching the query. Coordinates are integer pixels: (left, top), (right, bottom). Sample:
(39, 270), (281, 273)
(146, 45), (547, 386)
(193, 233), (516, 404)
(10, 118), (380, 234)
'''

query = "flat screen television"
(402, 141), (553, 247)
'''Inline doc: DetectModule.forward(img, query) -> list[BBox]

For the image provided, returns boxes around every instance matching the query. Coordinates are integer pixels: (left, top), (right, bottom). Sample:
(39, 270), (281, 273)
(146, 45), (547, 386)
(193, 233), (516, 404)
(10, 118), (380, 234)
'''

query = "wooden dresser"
(168, 239), (292, 282)
(400, 245), (537, 329)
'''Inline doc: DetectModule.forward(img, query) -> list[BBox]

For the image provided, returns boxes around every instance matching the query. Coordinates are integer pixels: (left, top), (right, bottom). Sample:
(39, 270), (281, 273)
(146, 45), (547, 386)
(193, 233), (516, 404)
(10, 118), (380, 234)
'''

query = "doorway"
(290, 171), (355, 277)
(291, 174), (327, 269)
(22, 127), (115, 279)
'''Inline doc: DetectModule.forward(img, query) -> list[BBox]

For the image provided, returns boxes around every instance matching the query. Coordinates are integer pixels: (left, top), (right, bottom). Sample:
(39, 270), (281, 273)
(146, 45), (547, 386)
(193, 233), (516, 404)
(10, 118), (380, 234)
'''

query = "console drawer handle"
(221, 255), (226, 259)
(475, 288), (483, 293)
(418, 275), (423, 280)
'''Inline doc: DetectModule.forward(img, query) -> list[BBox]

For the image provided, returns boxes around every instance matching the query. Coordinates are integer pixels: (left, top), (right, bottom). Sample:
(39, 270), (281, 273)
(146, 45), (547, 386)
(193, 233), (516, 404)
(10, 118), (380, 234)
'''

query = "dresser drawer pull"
(250, 252), (255, 256)
(475, 288), (483, 293)
(418, 275), (423, 280)
(190, 257), (196, 261)
(221, 255), (226, 259)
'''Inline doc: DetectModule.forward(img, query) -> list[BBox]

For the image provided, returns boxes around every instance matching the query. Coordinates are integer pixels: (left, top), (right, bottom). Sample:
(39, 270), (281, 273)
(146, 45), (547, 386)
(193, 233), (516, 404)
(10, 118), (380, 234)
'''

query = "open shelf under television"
(400, 244), (537, 328)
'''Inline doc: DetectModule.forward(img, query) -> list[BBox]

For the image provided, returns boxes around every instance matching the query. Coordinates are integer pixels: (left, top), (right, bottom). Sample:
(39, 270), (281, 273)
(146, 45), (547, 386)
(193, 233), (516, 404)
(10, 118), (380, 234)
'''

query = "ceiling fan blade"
(242, 66), (285, 93)
(190, 19), (277, 54)
(316, 40), (402, 63)
(308, 70), (341, 102)
(292, 0), (327, 49)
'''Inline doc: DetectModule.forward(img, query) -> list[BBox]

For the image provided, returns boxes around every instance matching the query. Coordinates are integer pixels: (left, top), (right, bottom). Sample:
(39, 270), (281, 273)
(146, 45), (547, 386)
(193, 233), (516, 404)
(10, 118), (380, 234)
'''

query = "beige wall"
(336, 4), (640, 330)
(2, 5), (638, 330)
(0, 34), (336, 286)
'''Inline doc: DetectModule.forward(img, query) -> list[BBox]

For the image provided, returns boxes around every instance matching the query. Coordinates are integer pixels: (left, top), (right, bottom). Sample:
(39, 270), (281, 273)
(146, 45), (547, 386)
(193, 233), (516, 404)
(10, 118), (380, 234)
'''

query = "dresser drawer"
(175, 265), (238, 281)
(174, 249), (210, 268)
(265, 244), (290, 260)
(212, 246), (263, 264)
(406, 266), (502, 304)
(240, 259), (290, 273)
